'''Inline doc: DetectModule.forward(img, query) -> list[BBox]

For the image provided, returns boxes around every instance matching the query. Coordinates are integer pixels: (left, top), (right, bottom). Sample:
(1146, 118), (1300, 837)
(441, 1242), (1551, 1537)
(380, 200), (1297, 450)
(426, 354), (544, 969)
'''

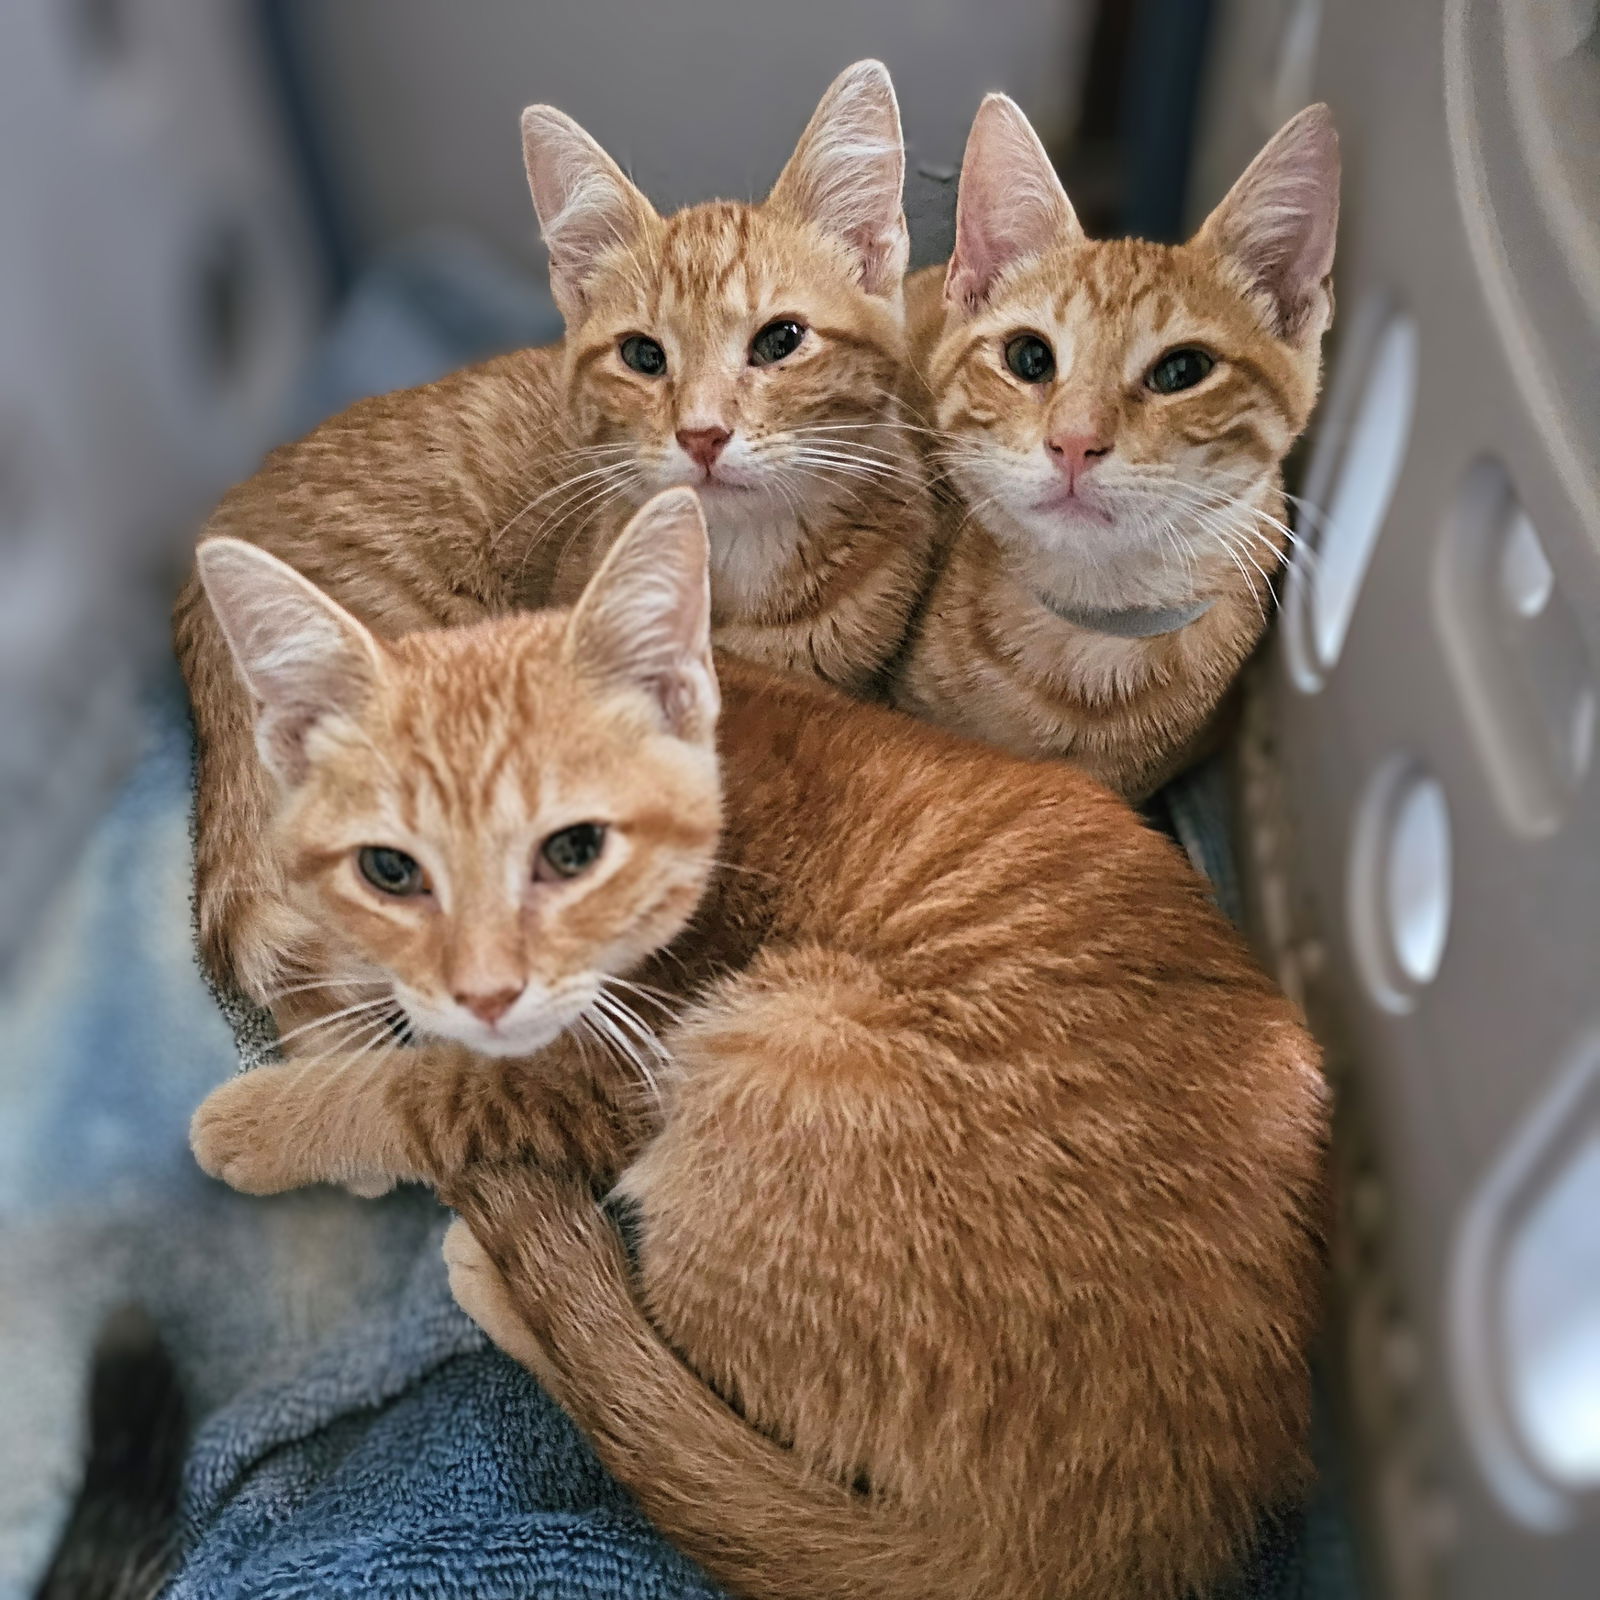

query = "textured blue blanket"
(167, 1205), (1349, 1600)
(170, 1226), (723, 1600)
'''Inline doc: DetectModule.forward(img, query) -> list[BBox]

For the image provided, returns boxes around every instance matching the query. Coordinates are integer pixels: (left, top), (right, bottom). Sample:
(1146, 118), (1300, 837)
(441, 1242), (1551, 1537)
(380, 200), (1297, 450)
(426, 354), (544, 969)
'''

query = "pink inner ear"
(521, 107), (654, 318)
(1201, 107), (1339, 334)
(767, 65), (908, 298)
(947, 205), (1001, 311)
(947, 194), (1067, 312)
(946, 99), (1078, 311)
(852, 215), (910, 298)
(1222, 172), (1336, 306)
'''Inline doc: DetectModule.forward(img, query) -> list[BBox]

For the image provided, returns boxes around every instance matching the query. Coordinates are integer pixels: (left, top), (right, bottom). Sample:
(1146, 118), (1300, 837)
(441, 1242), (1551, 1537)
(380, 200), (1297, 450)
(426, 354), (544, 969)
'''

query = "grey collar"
(1034, 592), (1215, 639)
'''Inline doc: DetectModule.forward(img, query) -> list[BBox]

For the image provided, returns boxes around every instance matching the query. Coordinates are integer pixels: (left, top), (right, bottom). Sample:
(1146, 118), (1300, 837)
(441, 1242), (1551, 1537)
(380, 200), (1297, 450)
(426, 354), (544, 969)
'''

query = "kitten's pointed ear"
(197, 538), (385, 787)
(1195, 104), (1339, 341)
(946, 95), (1080, 313)
(566, 488), (720, 743)
(767, 60), (909, 297)
(521, 105), (659, 322)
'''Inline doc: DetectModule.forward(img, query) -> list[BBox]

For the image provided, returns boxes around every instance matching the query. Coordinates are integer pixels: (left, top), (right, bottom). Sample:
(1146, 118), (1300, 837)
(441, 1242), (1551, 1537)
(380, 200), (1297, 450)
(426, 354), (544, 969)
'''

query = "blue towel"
(171, 1225), (723, 1600)
(167, 1209), (1353, 1600)
(0, 662), (445, 1599)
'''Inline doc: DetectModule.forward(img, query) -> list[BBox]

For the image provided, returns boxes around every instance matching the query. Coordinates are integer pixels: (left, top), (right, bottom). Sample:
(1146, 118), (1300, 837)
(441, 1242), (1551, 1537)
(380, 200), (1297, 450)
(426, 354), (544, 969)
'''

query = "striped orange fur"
(173, 62), (939, 1003)
(895, 99), (1339, 799)
(190, 489), (1328, 1600)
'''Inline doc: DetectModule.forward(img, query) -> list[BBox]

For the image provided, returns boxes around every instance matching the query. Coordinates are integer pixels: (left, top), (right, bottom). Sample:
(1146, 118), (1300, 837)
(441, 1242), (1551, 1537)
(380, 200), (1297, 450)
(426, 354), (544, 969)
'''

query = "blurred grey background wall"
(281, 0), (1094, 276)
(0, 0), (320, 981)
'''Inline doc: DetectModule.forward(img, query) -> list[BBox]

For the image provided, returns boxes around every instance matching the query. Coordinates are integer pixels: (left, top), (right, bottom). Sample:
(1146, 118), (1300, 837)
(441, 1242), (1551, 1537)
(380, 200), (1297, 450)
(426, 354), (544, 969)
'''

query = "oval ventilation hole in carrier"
(1288, 308), (1419, 690)
(1348, 755), (1453, 1013)
(1451, 1038), (1600, 1530)
(1437, 457), (1596, 836)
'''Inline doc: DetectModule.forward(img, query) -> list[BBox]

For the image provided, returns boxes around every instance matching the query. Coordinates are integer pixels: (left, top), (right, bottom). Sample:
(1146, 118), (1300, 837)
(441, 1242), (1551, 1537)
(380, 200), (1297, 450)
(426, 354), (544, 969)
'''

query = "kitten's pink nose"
(1046, 431), (1112, 491)
(676, 426), (732, 472)
(455, 985), (523, 1026)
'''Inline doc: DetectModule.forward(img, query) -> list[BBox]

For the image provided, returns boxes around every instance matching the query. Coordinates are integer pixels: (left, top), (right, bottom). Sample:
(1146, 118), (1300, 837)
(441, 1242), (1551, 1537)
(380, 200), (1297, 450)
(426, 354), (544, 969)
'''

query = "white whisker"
(273, 994), (395, 1051)
(596, 986), (673, 1061)
(579, 1005), (662, 1108)
(262, 975), (386, 1003)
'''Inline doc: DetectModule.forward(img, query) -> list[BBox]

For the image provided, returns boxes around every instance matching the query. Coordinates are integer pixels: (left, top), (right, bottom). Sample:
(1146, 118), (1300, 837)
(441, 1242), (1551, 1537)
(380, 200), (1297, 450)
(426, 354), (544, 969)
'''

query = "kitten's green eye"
(620, 335), (667, 376)
(1005, 334), (1056, 384)
(1146, 347), (1214, 394)
(358, 846), (425, 897)
(539, 822), (607, 880)
(750, 320), (806, 366)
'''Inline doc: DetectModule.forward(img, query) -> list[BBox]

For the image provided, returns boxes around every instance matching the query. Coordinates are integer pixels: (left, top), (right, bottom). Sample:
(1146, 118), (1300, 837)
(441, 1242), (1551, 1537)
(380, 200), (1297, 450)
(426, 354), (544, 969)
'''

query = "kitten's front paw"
(190, 1072), (301, 1195)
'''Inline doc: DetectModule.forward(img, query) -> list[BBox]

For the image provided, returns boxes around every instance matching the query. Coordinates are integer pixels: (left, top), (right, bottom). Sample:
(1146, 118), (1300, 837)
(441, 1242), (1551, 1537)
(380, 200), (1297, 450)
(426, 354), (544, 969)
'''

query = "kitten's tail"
(449, 1170), (1008, 1600)
(32, 1306), (189, 1600)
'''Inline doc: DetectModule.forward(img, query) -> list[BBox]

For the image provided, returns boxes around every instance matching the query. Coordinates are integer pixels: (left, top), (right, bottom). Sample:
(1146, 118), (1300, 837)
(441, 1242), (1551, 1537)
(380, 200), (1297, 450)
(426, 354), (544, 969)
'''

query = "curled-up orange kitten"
(190, 488), (1327, 1600)
(895, 97), (1339, 800)
(174, 60), (939, 1005)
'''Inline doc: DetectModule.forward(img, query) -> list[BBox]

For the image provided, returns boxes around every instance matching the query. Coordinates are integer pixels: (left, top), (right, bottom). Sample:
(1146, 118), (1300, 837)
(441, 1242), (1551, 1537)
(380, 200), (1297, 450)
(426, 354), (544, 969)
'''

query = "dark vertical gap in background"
(1077, 1), (1138, 143)
(1116, 0), (1216, 241)
(252, 0), (354, 300)
(1054, 0), (1138, 235)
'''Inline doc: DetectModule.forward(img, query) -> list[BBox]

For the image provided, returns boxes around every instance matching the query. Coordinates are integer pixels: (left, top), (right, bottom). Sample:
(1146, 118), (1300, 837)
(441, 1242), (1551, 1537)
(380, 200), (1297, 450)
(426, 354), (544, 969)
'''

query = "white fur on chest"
(704, 495), (808, 617)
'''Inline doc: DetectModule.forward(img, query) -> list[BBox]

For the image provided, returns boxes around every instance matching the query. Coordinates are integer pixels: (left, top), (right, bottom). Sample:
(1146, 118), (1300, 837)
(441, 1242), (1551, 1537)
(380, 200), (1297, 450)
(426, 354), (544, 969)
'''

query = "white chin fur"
(647, 461), (789, 511)
(964, 463), (1221, 611)
(633, 457), (813, 613)
(403, 986), (595, 1060)
(461, 1021), (566, 1058)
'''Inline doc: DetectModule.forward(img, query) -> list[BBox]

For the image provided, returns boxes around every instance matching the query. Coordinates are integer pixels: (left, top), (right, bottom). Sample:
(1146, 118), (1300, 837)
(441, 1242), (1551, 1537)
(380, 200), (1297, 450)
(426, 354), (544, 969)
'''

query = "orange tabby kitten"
(895, 98), (1339, 800)
(190, 488), (1327, 1600)
(173, 60), (938, 1005)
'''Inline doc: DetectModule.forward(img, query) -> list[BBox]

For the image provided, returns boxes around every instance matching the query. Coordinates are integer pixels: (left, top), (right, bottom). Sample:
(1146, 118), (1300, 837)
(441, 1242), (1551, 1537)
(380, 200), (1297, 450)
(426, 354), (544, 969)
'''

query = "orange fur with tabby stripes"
(190, 489), (1328, 1600)
(895, 98), (1338, 800)
(173, 61), (938, 1005)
